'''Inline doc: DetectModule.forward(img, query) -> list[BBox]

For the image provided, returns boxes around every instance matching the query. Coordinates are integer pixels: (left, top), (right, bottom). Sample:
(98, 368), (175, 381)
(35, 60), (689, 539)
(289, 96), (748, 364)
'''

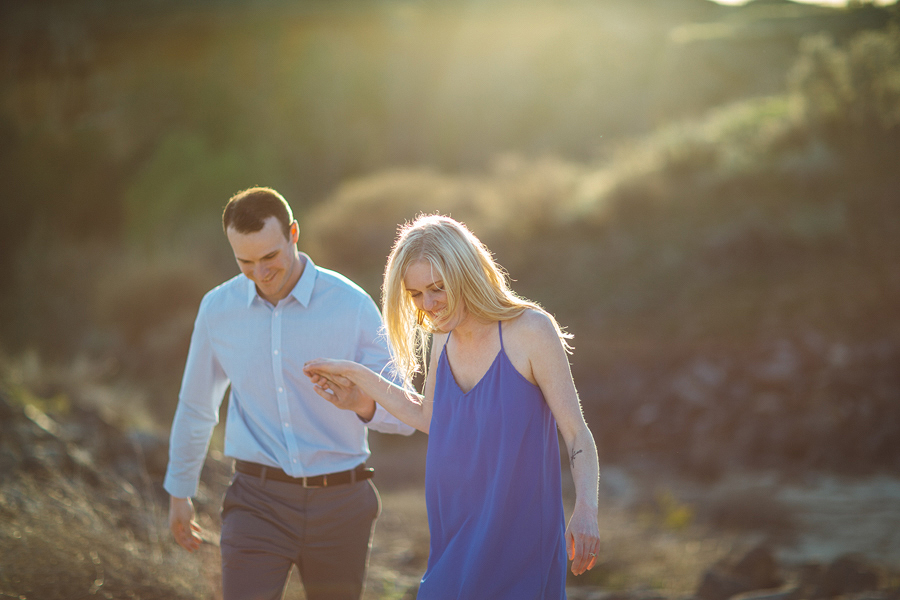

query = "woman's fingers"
(330, 373), (352, 386)
(572, 535), (588, 575)
(567, 530), (600, 575)
(303, 358), (345, 375)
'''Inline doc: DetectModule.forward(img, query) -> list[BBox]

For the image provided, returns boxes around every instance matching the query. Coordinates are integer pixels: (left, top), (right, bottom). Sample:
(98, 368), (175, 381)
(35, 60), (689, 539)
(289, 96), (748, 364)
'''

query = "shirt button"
(274, 350), (279, 355)
(278, 387), (284, 393)
(284, 422), (290, 428)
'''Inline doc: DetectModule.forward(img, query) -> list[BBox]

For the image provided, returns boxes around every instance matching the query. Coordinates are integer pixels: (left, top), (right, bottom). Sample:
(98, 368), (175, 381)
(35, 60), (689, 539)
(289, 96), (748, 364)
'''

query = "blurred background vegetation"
(1, 0), (898, 477)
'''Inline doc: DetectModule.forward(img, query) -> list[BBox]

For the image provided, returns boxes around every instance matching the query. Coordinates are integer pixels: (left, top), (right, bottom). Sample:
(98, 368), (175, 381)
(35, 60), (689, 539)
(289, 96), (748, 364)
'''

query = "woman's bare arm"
(303, 334), (445, 434)
(516, 310), (601, 576)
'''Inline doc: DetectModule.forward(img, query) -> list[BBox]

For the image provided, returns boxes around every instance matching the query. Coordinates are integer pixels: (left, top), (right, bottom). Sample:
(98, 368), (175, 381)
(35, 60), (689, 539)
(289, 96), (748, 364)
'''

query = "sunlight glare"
(711, 0), (896, 5)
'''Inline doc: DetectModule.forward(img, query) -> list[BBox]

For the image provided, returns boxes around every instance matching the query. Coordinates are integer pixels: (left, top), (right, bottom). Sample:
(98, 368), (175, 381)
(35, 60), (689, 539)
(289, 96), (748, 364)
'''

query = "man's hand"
(304, 360), (376, 421)
(313, 373), (377, 422)
(169, 496), (203, 552)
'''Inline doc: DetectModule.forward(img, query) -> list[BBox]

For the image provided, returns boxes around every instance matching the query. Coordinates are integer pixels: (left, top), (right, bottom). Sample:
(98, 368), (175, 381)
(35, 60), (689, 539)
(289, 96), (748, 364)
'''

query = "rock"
(731, 588), (797, 600)
(795, 562), (824, 599)
(732, 545), (782, 590)
(697, 545), (782, 600)
(843, 593), (898, 600)
(698, 568), (753, 600)
(581, 591), (669, 600)
(813, 554), (880, 599)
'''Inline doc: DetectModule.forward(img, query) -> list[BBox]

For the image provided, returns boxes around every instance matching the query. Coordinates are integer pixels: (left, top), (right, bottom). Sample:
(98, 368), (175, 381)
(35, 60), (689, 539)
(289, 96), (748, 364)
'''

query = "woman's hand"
(566, 501), (601, 576)
(305, 357), (431, 433)
(304, 359), (375, 420)
(304, 358), (358, 383)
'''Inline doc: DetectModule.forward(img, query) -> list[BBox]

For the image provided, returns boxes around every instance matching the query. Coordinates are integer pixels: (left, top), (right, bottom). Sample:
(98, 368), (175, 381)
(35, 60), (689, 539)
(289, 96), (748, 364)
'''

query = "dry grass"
(271, 485), (751, 600)
(0, 474), (221, 600)
(564, 500), (749, 595)
(2, 417), (898, 600)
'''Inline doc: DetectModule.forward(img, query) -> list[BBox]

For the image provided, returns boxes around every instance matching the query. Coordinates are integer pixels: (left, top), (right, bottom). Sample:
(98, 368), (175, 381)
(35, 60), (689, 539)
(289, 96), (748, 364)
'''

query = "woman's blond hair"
(382, 214), (571, 390)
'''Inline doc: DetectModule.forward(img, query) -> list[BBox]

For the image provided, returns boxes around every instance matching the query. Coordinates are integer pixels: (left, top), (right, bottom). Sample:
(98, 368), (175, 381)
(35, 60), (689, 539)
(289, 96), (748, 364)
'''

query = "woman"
(303, 215), (600, 599)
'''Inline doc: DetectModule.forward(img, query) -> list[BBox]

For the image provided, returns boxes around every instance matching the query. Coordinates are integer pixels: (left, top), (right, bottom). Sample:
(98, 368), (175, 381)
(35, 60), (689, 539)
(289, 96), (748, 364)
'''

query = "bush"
(90, 247), (227, 417)
(303, 157), (584, 295)
(789, 26), (900, 136)
(123, 131), (286, 247)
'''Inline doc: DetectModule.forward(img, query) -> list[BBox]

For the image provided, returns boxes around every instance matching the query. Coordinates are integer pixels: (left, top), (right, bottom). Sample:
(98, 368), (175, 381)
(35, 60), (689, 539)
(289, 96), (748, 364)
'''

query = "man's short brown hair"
(222, 187), (294, 240)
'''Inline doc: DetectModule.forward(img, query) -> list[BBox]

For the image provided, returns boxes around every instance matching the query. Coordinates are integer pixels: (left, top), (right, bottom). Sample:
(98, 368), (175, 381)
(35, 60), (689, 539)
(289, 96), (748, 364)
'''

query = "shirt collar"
(244, 252), (318, 308)
(290, 253), (317, 307)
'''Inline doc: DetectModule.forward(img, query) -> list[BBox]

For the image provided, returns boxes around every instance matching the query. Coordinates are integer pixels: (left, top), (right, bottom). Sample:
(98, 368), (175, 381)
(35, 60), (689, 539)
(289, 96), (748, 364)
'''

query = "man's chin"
(255, 283), (279, 301)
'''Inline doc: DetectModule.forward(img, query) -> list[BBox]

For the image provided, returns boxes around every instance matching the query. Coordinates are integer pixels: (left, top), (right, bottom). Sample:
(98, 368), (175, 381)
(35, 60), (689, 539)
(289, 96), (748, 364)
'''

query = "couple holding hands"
(164, 187), (600, 600)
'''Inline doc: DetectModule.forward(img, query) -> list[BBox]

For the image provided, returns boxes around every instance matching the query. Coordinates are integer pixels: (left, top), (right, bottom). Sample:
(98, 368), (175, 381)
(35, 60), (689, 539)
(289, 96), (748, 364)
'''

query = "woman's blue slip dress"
(417, 321), (567, 600)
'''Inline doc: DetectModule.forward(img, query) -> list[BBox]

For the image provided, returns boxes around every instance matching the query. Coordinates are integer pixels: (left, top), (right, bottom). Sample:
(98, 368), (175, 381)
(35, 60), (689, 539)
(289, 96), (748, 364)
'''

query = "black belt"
(234, 460), (373, 488)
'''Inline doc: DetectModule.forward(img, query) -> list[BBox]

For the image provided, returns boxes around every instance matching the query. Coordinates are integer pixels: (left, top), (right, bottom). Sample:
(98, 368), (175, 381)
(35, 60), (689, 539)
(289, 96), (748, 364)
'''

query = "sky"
(711, 0), (896, 5)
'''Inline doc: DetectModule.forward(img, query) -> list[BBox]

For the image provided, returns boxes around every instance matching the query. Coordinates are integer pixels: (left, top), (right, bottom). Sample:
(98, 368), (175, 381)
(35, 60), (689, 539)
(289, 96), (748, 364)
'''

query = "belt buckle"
(302, 474), (326, 488)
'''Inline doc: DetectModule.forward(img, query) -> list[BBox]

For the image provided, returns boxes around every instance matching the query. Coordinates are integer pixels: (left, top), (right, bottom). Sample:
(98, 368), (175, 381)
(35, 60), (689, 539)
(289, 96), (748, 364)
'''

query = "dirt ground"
(693, 471), (900, 565)
(281, 435), (900, 599)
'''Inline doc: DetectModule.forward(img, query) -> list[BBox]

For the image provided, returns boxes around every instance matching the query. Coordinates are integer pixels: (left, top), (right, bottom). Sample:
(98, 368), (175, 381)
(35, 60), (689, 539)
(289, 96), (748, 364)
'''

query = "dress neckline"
(442, 322), (504, 395)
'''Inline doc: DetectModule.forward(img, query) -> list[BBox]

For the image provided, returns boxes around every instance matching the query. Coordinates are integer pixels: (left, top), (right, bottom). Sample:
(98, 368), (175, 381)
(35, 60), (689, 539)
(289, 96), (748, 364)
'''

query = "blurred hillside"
(0, 0), (898, 478)
(305, 23), (900, 477)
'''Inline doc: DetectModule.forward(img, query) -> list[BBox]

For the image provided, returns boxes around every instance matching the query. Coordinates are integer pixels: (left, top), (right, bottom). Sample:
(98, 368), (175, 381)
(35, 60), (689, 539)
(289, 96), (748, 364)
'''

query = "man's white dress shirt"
(164, 254), (412, 499)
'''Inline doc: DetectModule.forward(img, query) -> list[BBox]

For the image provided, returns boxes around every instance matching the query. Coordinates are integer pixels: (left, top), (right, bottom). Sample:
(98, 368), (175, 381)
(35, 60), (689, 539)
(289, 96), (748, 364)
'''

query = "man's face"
(227, 216), (301, 304)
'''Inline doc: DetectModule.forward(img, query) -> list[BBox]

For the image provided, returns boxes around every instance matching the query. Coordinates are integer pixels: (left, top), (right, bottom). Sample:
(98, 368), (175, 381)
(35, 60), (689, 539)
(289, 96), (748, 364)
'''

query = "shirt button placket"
(271, 306), (297, 476)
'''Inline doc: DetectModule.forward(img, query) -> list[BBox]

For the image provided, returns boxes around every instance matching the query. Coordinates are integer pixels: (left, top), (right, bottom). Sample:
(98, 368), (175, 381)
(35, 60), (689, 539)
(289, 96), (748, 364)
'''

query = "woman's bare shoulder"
(505, 308), (558, 345)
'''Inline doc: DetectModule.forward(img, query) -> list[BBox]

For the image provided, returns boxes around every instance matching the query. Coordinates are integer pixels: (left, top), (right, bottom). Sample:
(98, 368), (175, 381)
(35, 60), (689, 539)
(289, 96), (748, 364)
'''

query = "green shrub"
(846, 25), (900, 130)
(122, 132), (285, 246)
(789, 26), (900, 136)
(303, 158), (585, 296)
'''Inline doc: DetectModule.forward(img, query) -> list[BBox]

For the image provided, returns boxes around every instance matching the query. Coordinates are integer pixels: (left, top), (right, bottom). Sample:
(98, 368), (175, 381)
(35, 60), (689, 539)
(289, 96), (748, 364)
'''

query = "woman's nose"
(422, 293), (435, 311)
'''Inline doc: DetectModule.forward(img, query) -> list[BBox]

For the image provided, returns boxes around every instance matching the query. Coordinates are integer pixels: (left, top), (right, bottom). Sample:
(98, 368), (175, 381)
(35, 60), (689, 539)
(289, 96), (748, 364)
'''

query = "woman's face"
(403, 259), (464, 332)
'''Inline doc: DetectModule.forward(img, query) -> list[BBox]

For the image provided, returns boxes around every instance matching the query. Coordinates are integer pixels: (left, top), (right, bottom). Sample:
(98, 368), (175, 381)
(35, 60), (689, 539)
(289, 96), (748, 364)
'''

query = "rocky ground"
(578, 335), (900, 480)
(1, 385), (899, 600)
(365, 435), (900, 600)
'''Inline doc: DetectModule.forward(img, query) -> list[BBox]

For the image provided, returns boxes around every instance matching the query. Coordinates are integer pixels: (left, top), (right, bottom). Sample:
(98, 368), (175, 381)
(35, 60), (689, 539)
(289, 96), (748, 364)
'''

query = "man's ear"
(290, 221), (300, 245)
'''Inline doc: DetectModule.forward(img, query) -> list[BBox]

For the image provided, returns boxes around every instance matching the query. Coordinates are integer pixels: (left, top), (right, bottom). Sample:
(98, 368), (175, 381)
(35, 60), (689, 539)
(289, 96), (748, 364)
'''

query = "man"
(164, 187), (413, 600)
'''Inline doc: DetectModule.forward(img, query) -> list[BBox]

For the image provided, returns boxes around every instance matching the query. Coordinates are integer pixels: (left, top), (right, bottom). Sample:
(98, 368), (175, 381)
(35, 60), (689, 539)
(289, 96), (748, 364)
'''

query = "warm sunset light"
(712, 0), (896, 4)
(2, 0), (899, 598)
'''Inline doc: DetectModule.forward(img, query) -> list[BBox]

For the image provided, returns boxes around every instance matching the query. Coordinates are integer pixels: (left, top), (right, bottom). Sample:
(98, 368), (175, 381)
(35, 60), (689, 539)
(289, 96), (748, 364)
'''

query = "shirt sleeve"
(163, 296), (231, 498)
(354, 295), (416, 436)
